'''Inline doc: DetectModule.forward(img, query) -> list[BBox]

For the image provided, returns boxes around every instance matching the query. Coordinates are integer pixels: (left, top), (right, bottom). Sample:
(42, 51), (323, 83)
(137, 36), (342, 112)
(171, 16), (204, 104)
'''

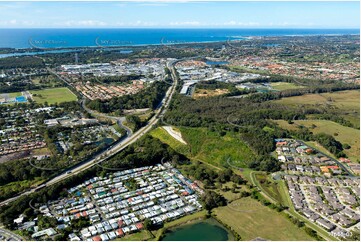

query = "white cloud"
(129, 20), (158, 26)
(0, 19), (38, 27)
(0, 19), (17, 25)
(221, 21), (260, 26)
(169, 21), (201, 26)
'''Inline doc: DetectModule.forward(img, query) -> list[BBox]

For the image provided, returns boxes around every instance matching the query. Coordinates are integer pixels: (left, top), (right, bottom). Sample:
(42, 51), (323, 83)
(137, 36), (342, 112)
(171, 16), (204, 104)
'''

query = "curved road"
(0, 59), (180, 207)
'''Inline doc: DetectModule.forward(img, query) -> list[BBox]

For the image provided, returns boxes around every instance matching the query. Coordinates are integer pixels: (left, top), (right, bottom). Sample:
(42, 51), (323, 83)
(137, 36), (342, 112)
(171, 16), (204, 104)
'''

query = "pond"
(206, 60), (229, 65)
(161, 218), (234, 241)
(94, 138), (114, 146)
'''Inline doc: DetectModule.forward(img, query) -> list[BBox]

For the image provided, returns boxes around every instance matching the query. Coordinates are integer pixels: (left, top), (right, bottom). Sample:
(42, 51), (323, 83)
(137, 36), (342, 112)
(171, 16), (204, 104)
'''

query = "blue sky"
(0, 1), (359, 28)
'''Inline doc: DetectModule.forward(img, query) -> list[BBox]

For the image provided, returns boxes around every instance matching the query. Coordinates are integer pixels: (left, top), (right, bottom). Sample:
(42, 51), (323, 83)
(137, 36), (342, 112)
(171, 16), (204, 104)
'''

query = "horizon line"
(0, 27), (359, 30)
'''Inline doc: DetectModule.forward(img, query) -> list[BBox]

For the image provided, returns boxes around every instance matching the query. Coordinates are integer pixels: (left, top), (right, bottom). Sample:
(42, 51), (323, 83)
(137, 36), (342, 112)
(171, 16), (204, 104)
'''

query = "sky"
(0, 1), (359, 29)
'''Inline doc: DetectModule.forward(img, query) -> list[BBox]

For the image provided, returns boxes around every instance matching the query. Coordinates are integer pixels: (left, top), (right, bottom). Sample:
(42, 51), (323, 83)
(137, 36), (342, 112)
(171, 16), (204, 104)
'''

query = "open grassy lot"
(193, 88), (229, 99)
(214, 181), (250, 202)
(254, 173), (286, 206)
(117, 230), (154, 241)
(213, 197), (314, 241)
(30, 147), (52, 156)
(272, 90), (360, 128)
(272, 90), (359, 109)
(150, 127), (189, 155)
(270, 82), (305, 91)
(8, 92), (23, 98)
(150, 127), (255, 168)
(274, 119), (360, 162)
(30, 87), (77, 104)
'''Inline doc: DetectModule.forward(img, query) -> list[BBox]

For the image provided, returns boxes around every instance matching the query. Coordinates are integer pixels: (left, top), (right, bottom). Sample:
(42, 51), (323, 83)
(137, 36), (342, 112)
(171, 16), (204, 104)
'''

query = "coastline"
(0, 28), (358, 53)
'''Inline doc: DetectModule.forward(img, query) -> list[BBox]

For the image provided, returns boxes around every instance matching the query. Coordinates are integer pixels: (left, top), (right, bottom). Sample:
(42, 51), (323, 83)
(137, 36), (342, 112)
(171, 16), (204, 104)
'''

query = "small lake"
(161, 218), (233, 241)
(206, 60), (229, 65)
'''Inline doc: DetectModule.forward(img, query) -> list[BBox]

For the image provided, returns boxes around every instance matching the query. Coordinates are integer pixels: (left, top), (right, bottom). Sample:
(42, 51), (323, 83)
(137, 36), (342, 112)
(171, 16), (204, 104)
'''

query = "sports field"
(213, 197), (314, 241)
(30, 87), (77, 104)
(274, 119), (360, 162)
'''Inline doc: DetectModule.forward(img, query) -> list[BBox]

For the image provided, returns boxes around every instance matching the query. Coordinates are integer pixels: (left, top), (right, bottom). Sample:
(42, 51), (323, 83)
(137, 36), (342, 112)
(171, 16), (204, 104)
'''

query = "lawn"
(270, 82), (305, 91)
(213, 197), (315, 241)
(30, 87), (77, 104)
(274, 119), (360, 162)
(150, 127), (255, 168)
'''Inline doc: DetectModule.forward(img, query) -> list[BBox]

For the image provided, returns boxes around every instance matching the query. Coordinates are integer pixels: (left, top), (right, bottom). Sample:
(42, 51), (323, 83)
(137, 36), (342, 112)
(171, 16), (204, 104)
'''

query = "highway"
(0, 59), (179, 207)
(0, 227), (24, 241)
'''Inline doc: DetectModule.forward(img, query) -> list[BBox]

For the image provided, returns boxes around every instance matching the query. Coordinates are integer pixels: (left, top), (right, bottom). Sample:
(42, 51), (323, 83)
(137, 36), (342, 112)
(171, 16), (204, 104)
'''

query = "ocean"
(0, 28), (359, 49)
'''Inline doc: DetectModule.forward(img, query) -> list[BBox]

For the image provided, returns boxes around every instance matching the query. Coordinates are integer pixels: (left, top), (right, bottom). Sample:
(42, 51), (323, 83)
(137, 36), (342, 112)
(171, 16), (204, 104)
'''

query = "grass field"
(30, 147), (52, 156)
(30, 87), (77, 104)
(274, 119), (360, 162)
(272, 90), (359, 109)
(213, 197), (314, 241)
(8, 92), (23, 98)
(150, 127), (255, 168)
(270, 82), (305, 91)
(214, 181), (249, 202)
(117, 230), (154, 241)
(272, 90), (360, 128)
(150, 126), (189, 154)
(254, 173), (286, 206)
